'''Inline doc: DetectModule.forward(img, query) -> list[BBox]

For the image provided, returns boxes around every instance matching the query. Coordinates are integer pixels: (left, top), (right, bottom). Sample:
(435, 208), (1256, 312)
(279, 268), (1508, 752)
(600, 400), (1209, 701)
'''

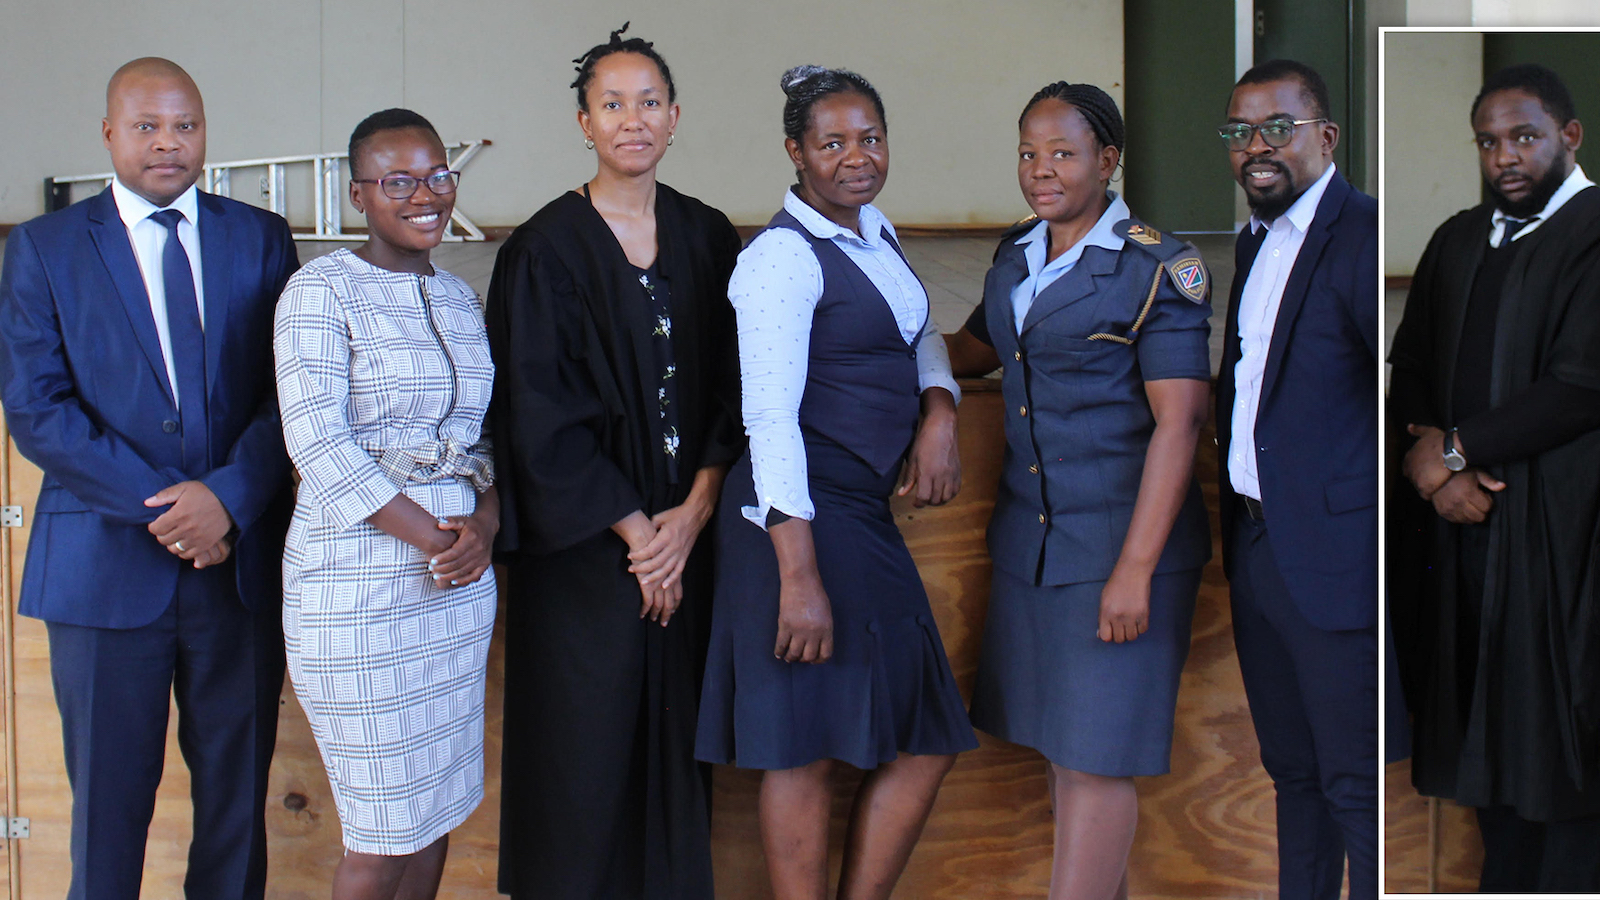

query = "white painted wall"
(1405, 0), (1474, 26)
(1381, 30), (1482, 275)
(0, 0), (1123, 227)
(1472, 0), (1600, 25)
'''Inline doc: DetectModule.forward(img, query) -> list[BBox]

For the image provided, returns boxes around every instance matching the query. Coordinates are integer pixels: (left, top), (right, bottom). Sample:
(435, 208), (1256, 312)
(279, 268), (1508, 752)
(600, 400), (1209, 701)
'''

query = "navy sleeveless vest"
(758, 208), (924, 476)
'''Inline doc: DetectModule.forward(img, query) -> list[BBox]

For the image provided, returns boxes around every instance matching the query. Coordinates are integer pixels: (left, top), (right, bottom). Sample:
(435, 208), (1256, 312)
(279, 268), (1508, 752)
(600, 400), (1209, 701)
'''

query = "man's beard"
(1489, 157), (1571, 218)
(1241, 157), (1301, 221)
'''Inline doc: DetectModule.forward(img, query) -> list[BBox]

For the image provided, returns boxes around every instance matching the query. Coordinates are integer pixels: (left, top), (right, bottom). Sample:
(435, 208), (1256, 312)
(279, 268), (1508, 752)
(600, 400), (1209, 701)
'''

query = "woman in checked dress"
(274, 109), (497, 900)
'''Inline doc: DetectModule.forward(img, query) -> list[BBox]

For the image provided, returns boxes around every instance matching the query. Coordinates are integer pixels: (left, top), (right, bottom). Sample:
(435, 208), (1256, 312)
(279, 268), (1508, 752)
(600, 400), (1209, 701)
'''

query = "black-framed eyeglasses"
(351, 170), (461, 200)
(1216, 118), (1327, 151)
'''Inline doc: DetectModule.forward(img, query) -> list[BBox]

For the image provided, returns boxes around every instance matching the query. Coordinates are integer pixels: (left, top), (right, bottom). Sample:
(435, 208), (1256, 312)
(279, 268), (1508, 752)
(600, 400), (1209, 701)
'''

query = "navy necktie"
(149, 208), (209, 473)
(1498, 217), (1534, 249)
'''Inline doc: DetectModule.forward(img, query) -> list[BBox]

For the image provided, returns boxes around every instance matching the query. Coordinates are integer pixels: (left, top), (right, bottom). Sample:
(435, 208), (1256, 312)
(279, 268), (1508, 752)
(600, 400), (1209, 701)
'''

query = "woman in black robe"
(485, 25), (741, 899)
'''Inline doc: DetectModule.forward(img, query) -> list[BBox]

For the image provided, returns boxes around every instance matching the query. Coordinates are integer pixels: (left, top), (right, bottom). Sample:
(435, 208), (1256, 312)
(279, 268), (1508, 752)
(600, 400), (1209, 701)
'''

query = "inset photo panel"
(1383, 26), (1600, 896)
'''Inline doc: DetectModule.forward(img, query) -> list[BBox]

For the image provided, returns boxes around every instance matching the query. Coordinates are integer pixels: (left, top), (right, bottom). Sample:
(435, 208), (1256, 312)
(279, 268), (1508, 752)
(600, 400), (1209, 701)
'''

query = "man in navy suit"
(0, 58), (296, 898)
(1216, 60), (1378, 899)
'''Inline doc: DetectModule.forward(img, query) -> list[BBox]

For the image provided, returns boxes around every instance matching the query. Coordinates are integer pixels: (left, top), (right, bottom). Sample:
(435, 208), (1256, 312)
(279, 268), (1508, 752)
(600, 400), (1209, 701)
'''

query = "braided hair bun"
(778, 65), (887, 142)
(780, 65), (830, 95)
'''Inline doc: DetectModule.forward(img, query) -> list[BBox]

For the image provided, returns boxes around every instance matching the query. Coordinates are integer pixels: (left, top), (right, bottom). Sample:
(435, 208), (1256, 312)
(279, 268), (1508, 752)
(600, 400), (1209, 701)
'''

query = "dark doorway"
(1252, 0), (1365, 189)
(1123, 0), (1237, 231)
(1483, 33), (1600, 179)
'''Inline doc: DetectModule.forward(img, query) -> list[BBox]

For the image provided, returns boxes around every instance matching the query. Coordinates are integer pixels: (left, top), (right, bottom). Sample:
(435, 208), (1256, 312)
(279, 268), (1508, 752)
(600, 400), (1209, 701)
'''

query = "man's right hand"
(1431, 469), (1505, 524)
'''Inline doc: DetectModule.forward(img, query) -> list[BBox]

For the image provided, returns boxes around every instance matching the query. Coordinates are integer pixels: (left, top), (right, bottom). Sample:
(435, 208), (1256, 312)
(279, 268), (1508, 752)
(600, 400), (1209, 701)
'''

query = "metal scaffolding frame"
(44, 139), (492, 242)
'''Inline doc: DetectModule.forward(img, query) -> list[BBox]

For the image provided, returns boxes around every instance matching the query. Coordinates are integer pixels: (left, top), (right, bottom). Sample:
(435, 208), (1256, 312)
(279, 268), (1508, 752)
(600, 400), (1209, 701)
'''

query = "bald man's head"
(102, 57), (205, 207)
(106, 57), (200, 114)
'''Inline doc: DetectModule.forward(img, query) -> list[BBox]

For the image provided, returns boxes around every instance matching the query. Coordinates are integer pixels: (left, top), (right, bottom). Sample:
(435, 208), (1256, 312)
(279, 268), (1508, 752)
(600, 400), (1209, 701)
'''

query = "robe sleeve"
(1387, 223), (1449, 432)
(487, 235), (644, 555)
(1455, 380), (1600, 466)
(1457, 231), (1600, 465)
(695, 212), (746, 471)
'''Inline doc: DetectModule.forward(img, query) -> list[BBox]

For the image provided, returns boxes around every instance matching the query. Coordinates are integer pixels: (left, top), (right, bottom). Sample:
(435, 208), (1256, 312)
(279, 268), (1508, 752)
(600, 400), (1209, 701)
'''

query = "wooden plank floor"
(2, 392), (1279, 898)
(1383, 761), (1482, 893)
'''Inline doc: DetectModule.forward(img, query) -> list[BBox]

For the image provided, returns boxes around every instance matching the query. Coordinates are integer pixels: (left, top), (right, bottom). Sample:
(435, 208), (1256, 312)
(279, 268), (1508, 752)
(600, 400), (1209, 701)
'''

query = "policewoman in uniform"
(946, 82), (1212, 900)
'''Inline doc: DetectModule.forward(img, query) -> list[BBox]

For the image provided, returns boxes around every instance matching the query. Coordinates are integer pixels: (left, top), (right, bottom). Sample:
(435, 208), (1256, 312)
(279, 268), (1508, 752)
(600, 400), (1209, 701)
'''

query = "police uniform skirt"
(969, 566), (1200, 777)
(695, 439), (978, 770)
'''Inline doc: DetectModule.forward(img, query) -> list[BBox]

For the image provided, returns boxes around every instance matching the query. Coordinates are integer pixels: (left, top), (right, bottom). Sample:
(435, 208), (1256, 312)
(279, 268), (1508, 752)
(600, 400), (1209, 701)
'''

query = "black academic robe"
(1388, 187), (1600, 821)
(485, 184), (741, 898)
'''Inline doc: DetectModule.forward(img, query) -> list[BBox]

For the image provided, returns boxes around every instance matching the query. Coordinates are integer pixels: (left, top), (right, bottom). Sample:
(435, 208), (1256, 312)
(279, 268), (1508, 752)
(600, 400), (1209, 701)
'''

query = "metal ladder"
(44, 139), (492, 242)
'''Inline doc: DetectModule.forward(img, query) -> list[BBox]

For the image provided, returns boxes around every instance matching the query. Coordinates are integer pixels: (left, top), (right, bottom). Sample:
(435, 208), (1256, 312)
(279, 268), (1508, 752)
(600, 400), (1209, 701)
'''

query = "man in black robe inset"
(1390, 63), (1600, 893)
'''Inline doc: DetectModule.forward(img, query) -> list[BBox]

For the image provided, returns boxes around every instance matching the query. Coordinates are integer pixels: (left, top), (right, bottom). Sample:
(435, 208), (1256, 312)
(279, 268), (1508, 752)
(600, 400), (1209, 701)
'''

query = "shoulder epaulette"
(1116, 218), (1210, 304)
(993, 214), (1041, 263)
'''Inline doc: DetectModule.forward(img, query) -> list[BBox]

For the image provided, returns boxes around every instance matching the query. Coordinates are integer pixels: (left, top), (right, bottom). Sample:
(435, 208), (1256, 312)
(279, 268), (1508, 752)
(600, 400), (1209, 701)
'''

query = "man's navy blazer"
(1216, 170), (1379, 631)
(0, 187), (297, 629)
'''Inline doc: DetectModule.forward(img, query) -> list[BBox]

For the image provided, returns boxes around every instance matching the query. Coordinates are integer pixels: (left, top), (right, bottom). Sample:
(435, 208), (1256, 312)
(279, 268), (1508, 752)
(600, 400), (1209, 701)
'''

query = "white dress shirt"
(1487, 163), (1594, 247)
(1009, 192), (1131, 332)
(111, 178), (205, 410)
(730, 190), (960, 529)
(1228, 163), (1337, 500)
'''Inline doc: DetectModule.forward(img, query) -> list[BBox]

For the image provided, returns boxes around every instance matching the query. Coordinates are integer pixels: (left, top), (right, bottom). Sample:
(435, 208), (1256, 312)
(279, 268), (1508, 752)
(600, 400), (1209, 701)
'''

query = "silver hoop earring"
(668, 134), (674, 146)
(585, 138), (595, 150)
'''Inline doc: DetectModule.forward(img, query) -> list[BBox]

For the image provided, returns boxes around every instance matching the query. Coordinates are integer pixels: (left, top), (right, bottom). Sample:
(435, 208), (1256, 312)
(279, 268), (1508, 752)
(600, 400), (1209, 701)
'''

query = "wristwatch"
(1442, 427), (1468, 472)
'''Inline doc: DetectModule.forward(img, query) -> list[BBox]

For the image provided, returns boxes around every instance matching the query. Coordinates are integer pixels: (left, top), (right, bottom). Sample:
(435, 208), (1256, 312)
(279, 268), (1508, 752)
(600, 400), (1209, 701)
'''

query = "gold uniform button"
(1019, 405), (1028, 416)
(1029, 464), (1039, 474)
(1014, 351), (1022, 361)
(1038, 513), (1047, 524)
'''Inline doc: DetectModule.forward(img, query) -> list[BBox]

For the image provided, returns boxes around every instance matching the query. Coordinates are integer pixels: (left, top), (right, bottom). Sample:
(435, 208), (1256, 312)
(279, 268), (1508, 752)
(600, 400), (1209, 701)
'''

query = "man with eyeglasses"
(1389, 63), (1600, 892)
(1215, 59), (1378, 900)
(0, 58), (297, 898)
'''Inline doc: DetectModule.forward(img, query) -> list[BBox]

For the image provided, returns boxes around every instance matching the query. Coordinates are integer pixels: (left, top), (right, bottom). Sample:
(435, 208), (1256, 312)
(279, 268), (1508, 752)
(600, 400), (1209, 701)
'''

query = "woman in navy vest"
(695, 65), (978, 898)
(945, 83), (1213, 899)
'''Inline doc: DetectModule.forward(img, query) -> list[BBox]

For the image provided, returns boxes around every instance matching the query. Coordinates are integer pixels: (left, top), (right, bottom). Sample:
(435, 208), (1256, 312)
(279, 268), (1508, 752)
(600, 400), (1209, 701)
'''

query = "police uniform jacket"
(965, 215), (1214, 586)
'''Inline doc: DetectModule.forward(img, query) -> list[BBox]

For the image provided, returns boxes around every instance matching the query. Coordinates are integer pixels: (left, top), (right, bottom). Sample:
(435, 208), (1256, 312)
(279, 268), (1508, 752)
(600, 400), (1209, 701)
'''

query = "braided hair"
(348, 108), (441, 179)
(1472, 63), (1577, 125)
(779, 65), (887, 143)
(1018, 82), (1125, 153)
(570, 22), (676, 111)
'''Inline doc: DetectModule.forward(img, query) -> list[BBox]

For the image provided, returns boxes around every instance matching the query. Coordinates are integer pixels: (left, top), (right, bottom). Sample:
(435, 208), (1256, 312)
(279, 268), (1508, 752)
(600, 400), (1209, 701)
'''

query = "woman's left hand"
(1097, 566), (1151, 643)
(897, 395), (961, 507)
(628, 497), (714, 620)
(429, 513), (495, 589)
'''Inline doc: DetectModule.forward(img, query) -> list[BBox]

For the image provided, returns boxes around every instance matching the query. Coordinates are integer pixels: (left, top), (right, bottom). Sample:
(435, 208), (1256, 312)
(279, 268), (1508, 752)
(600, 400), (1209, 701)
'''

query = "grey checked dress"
(275, 249), (496, 855)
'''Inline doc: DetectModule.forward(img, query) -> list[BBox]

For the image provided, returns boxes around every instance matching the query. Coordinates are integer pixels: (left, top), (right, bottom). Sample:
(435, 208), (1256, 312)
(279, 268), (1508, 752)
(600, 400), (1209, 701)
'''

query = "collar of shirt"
(782, 187), (891, 249)
(1489, 163), (1594, 246)
(1249, 162), (1337, 237)
(1014, 191), (1130, 279)
(112, 177), (200, 232)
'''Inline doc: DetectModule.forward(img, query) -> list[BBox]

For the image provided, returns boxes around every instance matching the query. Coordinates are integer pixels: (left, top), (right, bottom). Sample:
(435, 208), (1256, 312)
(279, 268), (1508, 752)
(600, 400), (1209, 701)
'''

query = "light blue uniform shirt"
(1009, 192), (1131, 333)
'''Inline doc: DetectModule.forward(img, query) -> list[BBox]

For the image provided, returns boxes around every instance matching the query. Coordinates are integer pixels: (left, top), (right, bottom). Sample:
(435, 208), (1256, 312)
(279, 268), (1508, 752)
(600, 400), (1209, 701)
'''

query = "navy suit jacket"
(1216, 170), (1379, 631)
(0, 187), (297, 628)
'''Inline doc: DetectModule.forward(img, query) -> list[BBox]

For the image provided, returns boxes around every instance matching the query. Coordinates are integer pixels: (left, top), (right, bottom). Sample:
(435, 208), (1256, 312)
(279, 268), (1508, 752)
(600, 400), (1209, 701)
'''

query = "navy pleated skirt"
(695, 439), (978, 771)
